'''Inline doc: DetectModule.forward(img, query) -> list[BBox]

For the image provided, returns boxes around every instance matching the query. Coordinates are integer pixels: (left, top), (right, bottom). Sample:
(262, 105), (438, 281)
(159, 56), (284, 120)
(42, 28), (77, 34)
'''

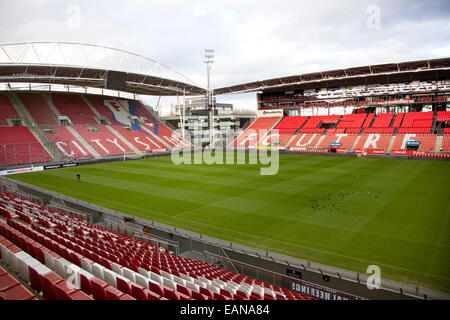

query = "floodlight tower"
(204, 49), (215, 145)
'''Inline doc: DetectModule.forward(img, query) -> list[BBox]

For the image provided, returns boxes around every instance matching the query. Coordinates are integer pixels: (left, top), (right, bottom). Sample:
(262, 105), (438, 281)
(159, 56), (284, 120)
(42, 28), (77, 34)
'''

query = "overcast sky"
(1, 0), (449, 113)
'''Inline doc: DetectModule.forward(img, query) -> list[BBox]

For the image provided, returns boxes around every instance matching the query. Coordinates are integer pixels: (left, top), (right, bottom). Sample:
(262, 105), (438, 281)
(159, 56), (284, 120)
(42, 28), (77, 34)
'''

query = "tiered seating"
(317, 134), (358, 150)
(51, 93), (98, 125)
(72, 125), (134, 156)
(232, 117), (280, 147)
(286, 133), (322, 149)
(0, 93), (19, 126)
(18, 93), (57, 125)
(110, 125), (167, 152)
(0, 191), (314, 301)
(362, 113), (375, 129)
(391, 134), (437, 152)
(46, 126), (94, 159)
(85, 95), (116, 123)
(397, 112), (433, 133)
(391, 113), (404, 128)
(274, 116), (309, 133)
(436, 111), (450, 122)
(131, 100), (192, 148)
(364, 113), (395, 133)
(336, 114), (367, 133)
(300, 115), (341, 133)
(0, 265), (37, 300)
(441, 135), (450, 151)
(0, 127), (52, 166)
(264, 116), (309, 147)
(353, 134), (393, 152)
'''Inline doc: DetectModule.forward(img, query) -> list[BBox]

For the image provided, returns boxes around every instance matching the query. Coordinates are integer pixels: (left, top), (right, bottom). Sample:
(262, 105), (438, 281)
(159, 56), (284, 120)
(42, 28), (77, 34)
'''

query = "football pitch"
(9, 153), (450, 293)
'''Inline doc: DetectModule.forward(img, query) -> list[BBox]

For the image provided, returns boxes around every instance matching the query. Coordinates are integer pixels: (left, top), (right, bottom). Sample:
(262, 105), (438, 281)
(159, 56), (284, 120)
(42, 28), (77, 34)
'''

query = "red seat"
(130, 283), (148, 300)
(41, 272), (65, 300)
(191, 290), (208, 300)
(145, 289), (162, 300)
(0, 274), (20, 292)
(105, 285), (125, 300)
(116, 277), (131, 296)
(148, 281), (164, 297)
(54, 281), (81, 300)
(163, 287), (180, 300)
(90, 278), (109, 300)
(0, 283), (35, 300)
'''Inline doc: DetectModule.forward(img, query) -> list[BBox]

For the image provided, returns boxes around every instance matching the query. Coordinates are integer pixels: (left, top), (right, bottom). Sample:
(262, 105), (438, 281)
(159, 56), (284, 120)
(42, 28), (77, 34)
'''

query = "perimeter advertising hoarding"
(353, 149), (385, 154)
(283, 277), (363, 300)
(43, 163), (78, 170)
(0, 166), (44, 176)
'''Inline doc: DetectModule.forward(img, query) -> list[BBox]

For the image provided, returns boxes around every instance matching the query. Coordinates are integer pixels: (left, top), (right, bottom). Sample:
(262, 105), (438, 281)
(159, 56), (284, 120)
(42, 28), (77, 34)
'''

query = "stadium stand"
(0, 93), (20, 126)
(0, 127), (52, 166)
(300, 115), (341, 133)
(317, 134), (359, 150)
(109, 125), (167, 152)
(441, 135), (450, 151)
(391, 113), (404, 128)
(274, 116), (309, 133)
(353, 134), (393, 152)
(397, 112), (433, 133)
(391, 134), (437, 152)
(17, 93), (57, 125)
(0, 190), (314, 300)
(72, 125), (134, 156)
(51, 93), (98, 125)
(46, 126), (94, 159)
(232, 117), (281, 147)
(363, 113), (396, 134)
(336, 114), (367, 133)
(286, 133), (322, 148)
(436, 111), (450, 122)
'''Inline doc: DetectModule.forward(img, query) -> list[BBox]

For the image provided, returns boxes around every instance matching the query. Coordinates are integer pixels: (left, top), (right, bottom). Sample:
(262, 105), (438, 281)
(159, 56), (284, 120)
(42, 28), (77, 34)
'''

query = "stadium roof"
(0, 42), (206, 96)
(214, 57), (450, 95)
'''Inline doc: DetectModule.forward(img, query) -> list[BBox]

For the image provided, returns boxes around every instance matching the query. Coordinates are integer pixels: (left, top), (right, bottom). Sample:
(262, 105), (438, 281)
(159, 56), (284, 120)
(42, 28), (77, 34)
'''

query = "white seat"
(135, 273), (149, 289)
(194, 277), (208, 288)
(54, 259), (66, 278)
(103, 268), (117, 287)
(91, 263), (105, 280)
(0, 244), (12, 266)
(161, 270), (173, 280)
(185, 281), (200, 292)
(224, 285), (236, 295)
(111, 263), (123, 276)
(199, 276), (211, 285)
(206, 283), (220, 293)
(210, 280), (223, 289)
(162, 277), (176, 290)
(181, 273), (194, 283)
(150, 272), (163, 285)
(80, 258), (92, 273)
(32, 264), (53, 277)
(172, 275), (185, 287)
(122, 268), (135, 282)
(11, 251), (29, 274)
(19, 256), (40, 282)
(263, 287), (275, 296)
(138, 267), (150, 278)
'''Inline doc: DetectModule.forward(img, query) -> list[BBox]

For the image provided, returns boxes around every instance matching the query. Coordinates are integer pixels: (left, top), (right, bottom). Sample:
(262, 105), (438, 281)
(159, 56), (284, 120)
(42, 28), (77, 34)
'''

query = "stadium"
(0, 1), (449, 309)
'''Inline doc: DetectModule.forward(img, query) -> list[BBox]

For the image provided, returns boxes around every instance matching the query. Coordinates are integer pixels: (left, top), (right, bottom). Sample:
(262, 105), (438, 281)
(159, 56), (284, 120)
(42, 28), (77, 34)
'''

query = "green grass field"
(9, 153), (450, 293)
